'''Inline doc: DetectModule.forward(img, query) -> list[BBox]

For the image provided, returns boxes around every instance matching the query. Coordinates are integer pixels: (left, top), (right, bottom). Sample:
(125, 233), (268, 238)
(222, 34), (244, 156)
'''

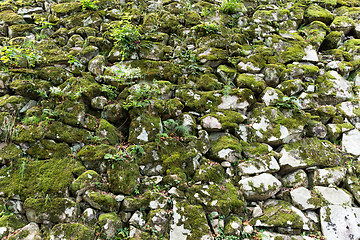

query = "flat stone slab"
(314, 186), (352, 206)
(239, 173), (281, 201)
(320, 205), (360, 240)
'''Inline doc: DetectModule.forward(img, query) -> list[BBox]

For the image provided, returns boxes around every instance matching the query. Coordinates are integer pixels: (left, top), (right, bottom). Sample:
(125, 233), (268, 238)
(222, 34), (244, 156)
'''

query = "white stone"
(302, 45), (319, 62)
(342, 129), (360, 156)
(314, 186), (352, 205)
(290, 187), (317, 210)
(238, 173), (282, 200)
(320, 205), (360, 240)
(201, 115), (222, 131)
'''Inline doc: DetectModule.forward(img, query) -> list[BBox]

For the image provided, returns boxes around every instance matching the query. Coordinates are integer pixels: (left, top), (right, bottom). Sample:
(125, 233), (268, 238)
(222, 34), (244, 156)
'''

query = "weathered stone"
(290, 187), (323, 210)
(314, 186), (353, 206)
(239, 173), (282, 201)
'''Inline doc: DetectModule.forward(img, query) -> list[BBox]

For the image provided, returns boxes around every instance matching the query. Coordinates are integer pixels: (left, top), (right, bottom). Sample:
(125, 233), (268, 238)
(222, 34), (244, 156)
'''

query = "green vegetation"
(110, 22), (141, 59)
(192, 22), (219, 35)
(0, 44), (40, 67)
(80, 0), (99, 12)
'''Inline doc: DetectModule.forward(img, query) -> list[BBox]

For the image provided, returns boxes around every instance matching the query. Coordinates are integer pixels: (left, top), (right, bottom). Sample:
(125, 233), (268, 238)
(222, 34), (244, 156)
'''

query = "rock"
(314, 186), (353, 206)
(209, 134), (242, 163)
(290, 187), (323, 210)
(128, 114), (162, 144)
(91, 96), (108, 109)
(81, 208), (97, 226)
(281, 169), (308, 188)
(0, 215), (27, 238)
(98, 212), (123, 239)
(239, 173), (282, 201)
(342, 129), (360, 156)
(7, 222), (42, 240)
(88, 55), (106, 76)
(170, 199), (213, 240)
(309, 167), (346, 187)
(146, 209), (169, 236)
(223, 215), (242, 236)
(278, 138), (341, 173)
(96, 118), (123, 145)
(129, 210), (146, 228)
(259, 87), (284, 107)
(70, 170), (103, 198)
(48, 223), (95, 239)
(24, 197), (80, 224)
(251, 199), (312, 231)
(320, 205), (360, 240)
(82, 190), (119, 212)
(237, 155), (280, 176)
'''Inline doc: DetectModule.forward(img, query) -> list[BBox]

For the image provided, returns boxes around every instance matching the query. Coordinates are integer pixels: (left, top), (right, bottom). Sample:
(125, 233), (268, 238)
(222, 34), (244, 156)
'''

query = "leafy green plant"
(220, 0), (243, 14)
(171, 49), (201, 75)
(101, 85), (119, 101)
(80, 0), (99, 12)
(0, 44), (40, 67)
(275, 96), (303, 113)
(0, 205), (13, 217)
(112, 227), (130, 240)
(110, 22), (141, 59)
(123, 84), (160, 110)
(35, 17), (54, 30)
(68, 55), (83, 68)
(163, 119), (190, 137)
(105, 144), (143, 169)
(192, 22), (219, 35)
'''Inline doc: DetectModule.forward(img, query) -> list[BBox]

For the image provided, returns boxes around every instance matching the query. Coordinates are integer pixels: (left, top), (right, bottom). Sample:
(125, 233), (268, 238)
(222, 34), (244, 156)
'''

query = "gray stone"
(281, 169), (308, 188)
(320, 205), (360, 240)
(7, 222), (42, 240)
(290, 187), (323, 210)
(314, 186), (352, 205)
(310, 167), (346, 187)
(342, 129), (360, 156)
(239, 173), (282, 201)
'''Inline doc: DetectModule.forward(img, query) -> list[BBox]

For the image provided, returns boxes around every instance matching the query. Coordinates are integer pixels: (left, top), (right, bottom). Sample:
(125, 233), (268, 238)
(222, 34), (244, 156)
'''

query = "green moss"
(284, 138), (341, 167)
(70, 170), (101, 195)
(0, 94), (27, 114)
(305, 4), (334, 24)
(187, 182), (245, 216)
(23, 197), (79, 223)
(0, 215), (26, 231)
(0, 157), (78, 201)
(45, 121), (91, 144)
(108, 161), (140, 195)
(0, 10), (24, 24)
(96, 119), (123, 145)
(11, 124), (45, 144)
(193, 160), (224, 184)
(195, 47), (228, 62)
(51, 2), (82, 15)
(200, 110), (246, 130)
(0, 143), (23, 164)
(26, 139), (71, 159)
(196, 73), (223, 91)
(250, 200), (306, 229)
(49, 223), (95, 239)
(87, 191), (118, 211)
(322, 31), (344, 50)
(236, 74), (265, 95)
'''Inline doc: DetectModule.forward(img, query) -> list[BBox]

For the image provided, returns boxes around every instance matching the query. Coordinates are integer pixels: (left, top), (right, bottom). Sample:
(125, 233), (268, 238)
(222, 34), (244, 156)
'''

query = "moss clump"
(0, 94), (28, 115)
(236, 74), (265, 95)
(23, 197), (80, 223)
(51, 2), (82, 16)
(11, 124), (45, 144)
(108, 161), (140, 195)
(0, 157), (78, 200)
(283, 138), (341, 167)
(70, 170), (102, 196)
(187, 181), (245, 216)
(0, 215), (26, 232)
(54, 99), (86, 127)
(0, 143), (23, 165)
(193, 159), (225, 184)
(200, 110), (246, 131)
(96, 118), (123, 145)
(196, 73), (223, 91)
(85, 191), (119, 212)
(26, 139), (71, 159)
(209, 134), (242, 162)
(76, 144), (116, 172)
(45, 121), (91, 144)
(49, 223), (95, 239)
(305, 4), (334, 24)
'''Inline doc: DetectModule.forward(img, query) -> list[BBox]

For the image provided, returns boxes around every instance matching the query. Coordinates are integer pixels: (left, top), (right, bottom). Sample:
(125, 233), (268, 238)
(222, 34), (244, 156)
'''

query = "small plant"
(104, 144), (142, 169)
(112, 227), (130, 240)
(35, 17), (54, 30)
(101, 85), (119, 101)
(110, 22), (141, 59)
(80, 0), (99, 12)
(68, 55), (83, 68)
(275, 96), (303, 113)
(123, 83), (160, 110)
(163, 119), (189, 137)
(220, 0), (243, 14)
(0, 45), (40, 67)
(0, 205), (13, 217)
(192, 22), (219, 35)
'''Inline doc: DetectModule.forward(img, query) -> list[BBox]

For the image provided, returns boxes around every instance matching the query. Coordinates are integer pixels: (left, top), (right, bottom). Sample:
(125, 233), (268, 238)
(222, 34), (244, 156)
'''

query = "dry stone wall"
(0, 0), (360, 239)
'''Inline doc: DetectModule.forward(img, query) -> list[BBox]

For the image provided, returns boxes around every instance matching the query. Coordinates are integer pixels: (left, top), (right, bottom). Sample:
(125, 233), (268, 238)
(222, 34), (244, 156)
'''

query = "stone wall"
(0, 0), (360, 239)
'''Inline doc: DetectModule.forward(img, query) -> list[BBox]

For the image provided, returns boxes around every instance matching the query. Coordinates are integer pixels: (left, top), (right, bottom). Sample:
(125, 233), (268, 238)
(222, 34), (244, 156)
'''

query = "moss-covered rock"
(0, 10), (25, 25)
(279, 138), (341, 173)
(76, 144), (116, 173)
(128, 113), (162, 145)
(250, 199), (312, 230)
(82, 190), (119, 212)
(305, 4), (334, 25)
(51, 2), (82, 17)
(96, 118), (123, 145)
(38, 66), (73, 86)
(209, 134), (242, 163)
(0, 157), (79, 200)
(70, 170), (102, 197)
(98, 212), (123, 239)
(0, 94), (28, 115)
(0, 143), (23, 165)
(186, 181), (245, 216)
(200, 110), (246, 131)
(45, 121), (91, 144)
(48, 223), (95, 239)
(193, 159), (224, 184)
(235, 73), (265, 95)
(11, 124), (45, 143)
(170, 199), (212, 240)
(24, 197), (80, 224)
(26, 139), (71, 159)
(0, 215), (27, 237)
(108, 160), (140, 195)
